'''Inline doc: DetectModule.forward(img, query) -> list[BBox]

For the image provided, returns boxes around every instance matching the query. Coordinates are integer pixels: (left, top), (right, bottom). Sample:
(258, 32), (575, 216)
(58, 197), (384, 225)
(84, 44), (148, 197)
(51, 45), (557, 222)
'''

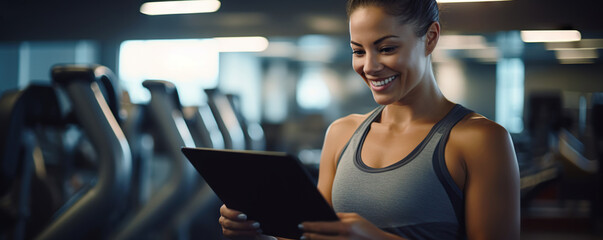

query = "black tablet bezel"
(181, 147), (339, 239)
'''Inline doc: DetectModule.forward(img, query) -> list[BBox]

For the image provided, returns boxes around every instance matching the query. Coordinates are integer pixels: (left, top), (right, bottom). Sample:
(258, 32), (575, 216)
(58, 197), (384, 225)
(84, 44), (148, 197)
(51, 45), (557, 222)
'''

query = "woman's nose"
(363, 53), (383, 75)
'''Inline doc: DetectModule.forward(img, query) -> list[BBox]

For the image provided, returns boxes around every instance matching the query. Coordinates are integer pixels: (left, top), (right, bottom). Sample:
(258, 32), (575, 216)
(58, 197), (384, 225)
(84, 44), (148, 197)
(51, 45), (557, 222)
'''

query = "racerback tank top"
(331, 104), (472, 240)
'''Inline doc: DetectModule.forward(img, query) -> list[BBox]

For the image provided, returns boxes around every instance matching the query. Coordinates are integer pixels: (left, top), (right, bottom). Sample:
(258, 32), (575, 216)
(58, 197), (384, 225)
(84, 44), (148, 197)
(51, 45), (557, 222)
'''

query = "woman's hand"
(299, 213), (404, 240)
(219, 204), (264, 239)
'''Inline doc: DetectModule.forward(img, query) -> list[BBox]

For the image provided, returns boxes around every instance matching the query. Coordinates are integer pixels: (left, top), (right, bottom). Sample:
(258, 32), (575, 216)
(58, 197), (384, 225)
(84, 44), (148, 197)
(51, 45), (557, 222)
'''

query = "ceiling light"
(520, 30), (581, 43)
(437, 0), (510, 3)
(140, 0), (221, 16)
(437, 35), (489, 49)
(559, 59), (595, 64)
(214, 37), (269, 52)
(555, 48), (598, 60)
(545, 39), (603, 50)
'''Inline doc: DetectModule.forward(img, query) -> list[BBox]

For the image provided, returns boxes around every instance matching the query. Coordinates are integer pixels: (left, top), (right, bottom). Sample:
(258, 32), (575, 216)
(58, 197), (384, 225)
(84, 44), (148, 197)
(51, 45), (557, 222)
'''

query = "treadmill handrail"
(36, 74), (132, 239)
(112, 80), (197, 240)
(205, 89), (246, 150)
(52, 64), (122, 122)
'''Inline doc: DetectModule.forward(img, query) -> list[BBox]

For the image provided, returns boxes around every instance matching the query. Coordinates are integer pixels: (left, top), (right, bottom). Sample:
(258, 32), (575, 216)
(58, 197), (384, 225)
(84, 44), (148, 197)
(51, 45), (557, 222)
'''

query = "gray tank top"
(331, 104), (472, 240)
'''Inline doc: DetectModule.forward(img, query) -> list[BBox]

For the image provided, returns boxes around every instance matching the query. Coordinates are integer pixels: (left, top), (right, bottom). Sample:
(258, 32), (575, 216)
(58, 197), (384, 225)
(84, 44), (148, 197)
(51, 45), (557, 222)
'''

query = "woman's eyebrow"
(350, 35), (400, 47)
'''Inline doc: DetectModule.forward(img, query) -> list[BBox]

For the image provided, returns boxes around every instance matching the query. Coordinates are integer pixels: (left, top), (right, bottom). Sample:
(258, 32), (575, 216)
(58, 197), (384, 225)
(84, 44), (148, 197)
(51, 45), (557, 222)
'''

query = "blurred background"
(1, 0), (602, 239)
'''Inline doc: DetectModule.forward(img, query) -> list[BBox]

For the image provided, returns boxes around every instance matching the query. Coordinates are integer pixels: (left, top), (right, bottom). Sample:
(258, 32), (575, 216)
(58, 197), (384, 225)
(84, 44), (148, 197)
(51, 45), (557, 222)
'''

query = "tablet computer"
(181, 147), (339, 239)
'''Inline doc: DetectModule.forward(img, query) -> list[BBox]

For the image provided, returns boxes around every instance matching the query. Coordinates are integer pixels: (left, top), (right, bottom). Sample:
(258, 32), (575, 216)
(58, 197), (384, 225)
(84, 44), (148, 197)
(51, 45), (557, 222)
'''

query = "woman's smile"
(368, 74), (398, 91)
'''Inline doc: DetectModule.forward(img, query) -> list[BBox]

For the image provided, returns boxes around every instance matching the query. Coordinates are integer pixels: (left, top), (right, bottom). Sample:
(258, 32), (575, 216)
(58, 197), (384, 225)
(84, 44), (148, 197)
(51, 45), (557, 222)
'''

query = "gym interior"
(1, 0), (602, 239)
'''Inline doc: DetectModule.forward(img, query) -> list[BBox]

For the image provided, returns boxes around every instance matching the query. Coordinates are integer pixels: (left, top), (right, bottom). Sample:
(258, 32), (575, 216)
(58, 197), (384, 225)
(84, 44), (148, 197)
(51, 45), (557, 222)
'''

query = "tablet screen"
(181, 147), (339, 239)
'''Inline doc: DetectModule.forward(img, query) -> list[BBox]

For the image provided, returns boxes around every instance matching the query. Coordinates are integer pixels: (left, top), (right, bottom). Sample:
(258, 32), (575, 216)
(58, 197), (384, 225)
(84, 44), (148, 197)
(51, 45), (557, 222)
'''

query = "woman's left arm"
(460, 120), (520, 240)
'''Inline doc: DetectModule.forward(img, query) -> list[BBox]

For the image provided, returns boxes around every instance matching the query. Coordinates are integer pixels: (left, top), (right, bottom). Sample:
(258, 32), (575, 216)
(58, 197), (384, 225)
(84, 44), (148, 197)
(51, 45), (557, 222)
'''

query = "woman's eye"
(380, 47), (397, 53)
(352, 50), (365, 56)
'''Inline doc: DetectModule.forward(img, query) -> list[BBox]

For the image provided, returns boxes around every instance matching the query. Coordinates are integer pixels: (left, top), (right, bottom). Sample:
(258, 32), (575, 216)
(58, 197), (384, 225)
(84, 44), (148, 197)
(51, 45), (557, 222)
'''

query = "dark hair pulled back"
(347, 0), (439, 37)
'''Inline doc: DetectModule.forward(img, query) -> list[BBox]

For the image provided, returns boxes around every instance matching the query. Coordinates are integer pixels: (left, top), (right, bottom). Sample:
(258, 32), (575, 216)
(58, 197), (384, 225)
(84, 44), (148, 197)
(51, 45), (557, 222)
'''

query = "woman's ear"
(425, 22), (440, 56)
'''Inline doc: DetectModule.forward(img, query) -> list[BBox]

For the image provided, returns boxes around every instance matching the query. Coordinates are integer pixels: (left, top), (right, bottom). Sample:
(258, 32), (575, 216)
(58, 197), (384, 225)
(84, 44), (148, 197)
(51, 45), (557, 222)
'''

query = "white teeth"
(372, 75), (396, 87)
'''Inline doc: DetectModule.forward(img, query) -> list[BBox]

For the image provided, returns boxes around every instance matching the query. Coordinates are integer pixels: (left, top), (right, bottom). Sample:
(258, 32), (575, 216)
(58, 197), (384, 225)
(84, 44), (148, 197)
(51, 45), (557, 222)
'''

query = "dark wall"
(0, 43), (20, 94)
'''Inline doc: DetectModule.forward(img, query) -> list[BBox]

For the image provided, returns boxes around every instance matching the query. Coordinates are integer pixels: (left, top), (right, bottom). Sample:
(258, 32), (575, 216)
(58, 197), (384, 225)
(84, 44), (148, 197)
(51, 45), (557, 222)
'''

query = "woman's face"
(349, 6), (430, 105)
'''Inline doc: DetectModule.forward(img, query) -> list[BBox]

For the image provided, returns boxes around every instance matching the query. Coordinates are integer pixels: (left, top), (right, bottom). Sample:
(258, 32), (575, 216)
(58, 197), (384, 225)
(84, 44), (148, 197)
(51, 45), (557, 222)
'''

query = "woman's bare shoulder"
(453, 112), (510, 140)
(329, 113), (368, 133)
(324, 113), (367, 145)
(321, 112), (371, 162)
(451, 112), (516, 167)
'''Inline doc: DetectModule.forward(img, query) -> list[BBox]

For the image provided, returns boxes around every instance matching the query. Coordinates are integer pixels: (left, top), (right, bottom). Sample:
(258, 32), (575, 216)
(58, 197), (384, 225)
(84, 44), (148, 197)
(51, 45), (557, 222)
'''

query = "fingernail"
(298, 223), (304, 230)
(252, 222), (260, 229)
(300, 236), (307, 240)
(237, 213), (247, 221)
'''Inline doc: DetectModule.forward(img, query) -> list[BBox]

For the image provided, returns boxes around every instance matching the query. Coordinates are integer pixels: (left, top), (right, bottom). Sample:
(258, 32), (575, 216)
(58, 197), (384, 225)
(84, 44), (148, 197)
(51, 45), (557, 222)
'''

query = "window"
(496, 58), (525, 133)
(118, 39), (219, 106)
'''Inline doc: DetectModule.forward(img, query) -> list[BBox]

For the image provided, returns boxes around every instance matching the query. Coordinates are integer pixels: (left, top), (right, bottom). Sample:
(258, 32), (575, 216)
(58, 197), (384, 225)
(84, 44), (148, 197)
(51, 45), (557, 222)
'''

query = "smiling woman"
(217, 0), (520, 239)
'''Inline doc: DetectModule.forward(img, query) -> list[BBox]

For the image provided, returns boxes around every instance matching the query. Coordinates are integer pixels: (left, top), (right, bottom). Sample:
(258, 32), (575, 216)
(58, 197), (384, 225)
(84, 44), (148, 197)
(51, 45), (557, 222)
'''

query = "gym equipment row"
(0, 64), (265, 240)
(518, 91), (603, 231)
